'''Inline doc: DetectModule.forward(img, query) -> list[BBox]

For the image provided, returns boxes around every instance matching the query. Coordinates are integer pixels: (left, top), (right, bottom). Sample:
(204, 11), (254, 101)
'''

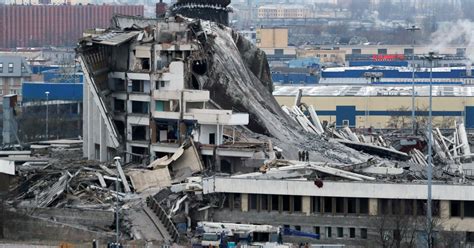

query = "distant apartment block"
(257, 4), (312, 19)
(0, 56), (31, 103)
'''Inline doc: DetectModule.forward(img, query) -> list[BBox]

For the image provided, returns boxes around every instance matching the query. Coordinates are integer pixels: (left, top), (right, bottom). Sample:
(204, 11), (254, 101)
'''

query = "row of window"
(0, 63), (14, 73)
(286, 225), (368, 240)
(351, 48), (466, 56)
(224, 194), (474, 218)
(0, 89), (20, 95)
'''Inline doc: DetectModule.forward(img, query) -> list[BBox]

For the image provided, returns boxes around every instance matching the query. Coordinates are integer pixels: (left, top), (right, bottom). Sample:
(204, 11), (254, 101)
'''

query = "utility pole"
(45, 91), (50, 140)
(406, 25), (420, 134)
(421, 51), (442, 248)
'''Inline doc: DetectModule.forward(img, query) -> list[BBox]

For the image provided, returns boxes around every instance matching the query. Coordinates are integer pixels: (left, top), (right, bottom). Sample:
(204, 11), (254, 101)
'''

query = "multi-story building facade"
(256, 28), (296, 61)
(203, 176), (474, 247)
(0, 56), (32, 104)
(257, 4), (313, 19)
(79, 19), (249, 163)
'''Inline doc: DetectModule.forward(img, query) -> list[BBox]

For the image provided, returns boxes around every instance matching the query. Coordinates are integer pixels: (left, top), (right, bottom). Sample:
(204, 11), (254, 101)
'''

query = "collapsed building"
(13, 10), (466, 248)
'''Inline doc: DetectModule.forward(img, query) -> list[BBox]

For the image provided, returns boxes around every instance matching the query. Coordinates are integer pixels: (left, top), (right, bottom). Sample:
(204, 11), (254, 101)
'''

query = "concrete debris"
(232, 160), (376, 181)
(6, 12), (474, 248)
(128, 168), (172, 193)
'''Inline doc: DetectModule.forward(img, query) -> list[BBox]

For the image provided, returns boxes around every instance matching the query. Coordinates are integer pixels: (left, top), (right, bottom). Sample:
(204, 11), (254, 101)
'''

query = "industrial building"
(319, 66), (474, 85)
(256, 28), (296, 61)
(274, 85), (474, 129)
(202, 174), (474, 246)
(0, 5), (144, 48)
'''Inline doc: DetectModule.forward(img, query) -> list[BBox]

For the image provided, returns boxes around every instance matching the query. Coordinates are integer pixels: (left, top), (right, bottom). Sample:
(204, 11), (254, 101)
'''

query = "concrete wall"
(203, 177), (474, 201)
(257, 28), (288, 48)
(4, 210), (114, 242)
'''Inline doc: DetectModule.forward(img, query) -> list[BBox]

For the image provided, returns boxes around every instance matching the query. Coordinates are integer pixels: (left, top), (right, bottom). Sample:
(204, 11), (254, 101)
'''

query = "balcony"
(184, 109), (249, 125)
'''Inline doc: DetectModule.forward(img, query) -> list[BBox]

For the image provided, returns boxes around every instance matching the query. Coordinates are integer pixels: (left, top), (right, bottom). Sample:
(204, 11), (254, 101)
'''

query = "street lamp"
(421, 51), (442, 248)
(113, 156), (121, 247)
(406, 25), (420, 134)
(45, 91), (50, 140)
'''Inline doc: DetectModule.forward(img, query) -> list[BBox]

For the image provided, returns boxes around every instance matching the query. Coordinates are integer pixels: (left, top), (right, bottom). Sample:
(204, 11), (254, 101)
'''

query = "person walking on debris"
(305, 150), (309, 162)
(298, 150), (302, 161)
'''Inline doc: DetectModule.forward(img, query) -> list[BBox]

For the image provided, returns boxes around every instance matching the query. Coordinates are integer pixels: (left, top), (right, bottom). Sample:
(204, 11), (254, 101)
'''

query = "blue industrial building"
(271, 67), (319, 85)
(319, 66), (474, 85)
(22, 82), (83, 102)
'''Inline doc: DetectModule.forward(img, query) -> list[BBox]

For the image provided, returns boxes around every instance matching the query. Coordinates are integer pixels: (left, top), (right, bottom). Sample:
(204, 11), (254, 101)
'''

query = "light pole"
(406, 25), (420, 134)
(45, 91), (50, 140)
(113, 156), (121, 247)
(421, 51), (442, 248)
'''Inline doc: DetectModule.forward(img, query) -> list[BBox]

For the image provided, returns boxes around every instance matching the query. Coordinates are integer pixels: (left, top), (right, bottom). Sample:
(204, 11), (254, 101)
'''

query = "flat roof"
(323, 66), (469, 73)
(273, 85), (474, 97)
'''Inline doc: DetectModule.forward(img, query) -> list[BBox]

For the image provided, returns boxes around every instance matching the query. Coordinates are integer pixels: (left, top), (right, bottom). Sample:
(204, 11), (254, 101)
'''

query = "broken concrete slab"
(128, 168), (172, 193)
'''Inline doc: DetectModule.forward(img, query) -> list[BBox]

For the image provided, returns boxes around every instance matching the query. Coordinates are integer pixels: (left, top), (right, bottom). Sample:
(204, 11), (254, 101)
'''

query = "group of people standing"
(298, 150), (309, 162)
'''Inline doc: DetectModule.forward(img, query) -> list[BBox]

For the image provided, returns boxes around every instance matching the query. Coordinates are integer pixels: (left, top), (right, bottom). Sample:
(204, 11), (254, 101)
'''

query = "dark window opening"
(261, 195), (268, 211)
(326, 227), (332, 238)
(349, 228), (355, 238)
(380, 199), (390, 215)
(336, 198), (344, 214)
(271, 195), (279, 211)
(359, 198), (369, 214)
(114, 99), (125, 112)
(131, 101), (149, 114)
(416, 200), (426, 216)
(131, 146), (148, 163)
(131, 80), (145, 93)
(466, 232), (474, 243)
(220, 159), (232, 174)
(324, 197), (332, 213)
(432, 200), (440, 217)
(451, 201), (461, 217)
(312, 196), (321, 213)
(275, 49), (284, 55)
(337, 227), (343, 238)
(465, 201), (474, 217)
(223, 194), (231, 208)
(131, 125), (147, 141)
(114, 120), (125, 137)
(114, 79), (126, 91)
(233, 194), (241, 210)
(293, 196), (302, 212)
(141, 58), (150, 70)
(295, 226), (301, 231)
(348, 198), (356, 214)
(314, 226), (320, 236)
(209, 133), (216, 145)
(249, 194), (258, 210)
(94, 144), (100, 160)
(282, 195), (290, 212)
(8, 63), (13, 73)
(361, 228), (368, 239)
(405, 199), (414, 215)
(191, 74), (200, 89)
(392, 200), (401, 215)
(378, 48), (388, 55)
